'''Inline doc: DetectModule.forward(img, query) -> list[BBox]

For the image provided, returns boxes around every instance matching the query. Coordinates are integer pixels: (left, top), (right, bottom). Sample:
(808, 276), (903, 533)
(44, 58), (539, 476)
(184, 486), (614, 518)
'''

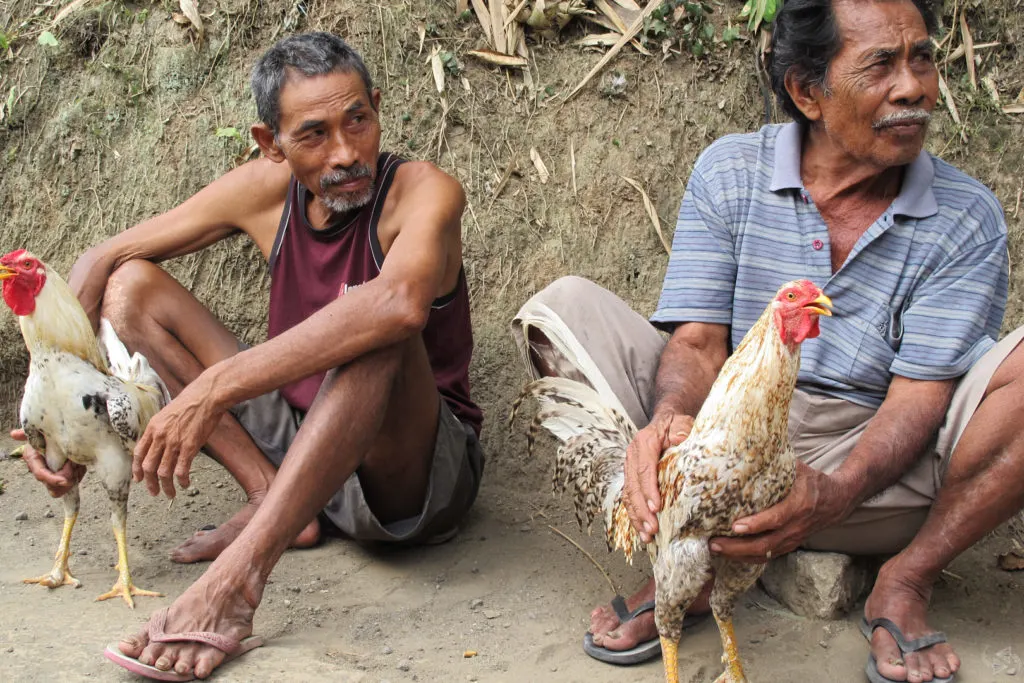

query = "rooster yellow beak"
(804, 293), (833, 317)
(0, 264), (15, 281)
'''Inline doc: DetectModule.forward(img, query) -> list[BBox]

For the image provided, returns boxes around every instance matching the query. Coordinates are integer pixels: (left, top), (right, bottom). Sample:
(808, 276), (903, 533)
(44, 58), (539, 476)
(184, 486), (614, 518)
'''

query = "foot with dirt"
(589, 577), (712, 651)
(115, 556), (264, 679)
(170, 496), (321, 563)
(863, 559), (961, 683)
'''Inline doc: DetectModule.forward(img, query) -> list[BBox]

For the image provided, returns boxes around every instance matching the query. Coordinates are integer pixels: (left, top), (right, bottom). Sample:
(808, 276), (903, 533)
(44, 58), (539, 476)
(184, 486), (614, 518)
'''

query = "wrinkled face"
(804, 0), (938, 168)
(0, 249), (47, 316)
(772, 279), (833, 346)
(274, 69), (382, 216)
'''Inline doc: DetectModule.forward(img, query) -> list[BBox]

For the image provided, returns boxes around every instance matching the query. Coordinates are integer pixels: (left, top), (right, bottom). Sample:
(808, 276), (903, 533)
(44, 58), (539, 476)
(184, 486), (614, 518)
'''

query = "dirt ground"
(2, 0), (1024, 681)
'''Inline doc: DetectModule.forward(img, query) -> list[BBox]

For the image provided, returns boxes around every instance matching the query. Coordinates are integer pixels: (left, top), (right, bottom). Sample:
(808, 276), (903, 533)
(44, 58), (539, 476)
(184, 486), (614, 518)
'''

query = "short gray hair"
(250, 32), (375, 133)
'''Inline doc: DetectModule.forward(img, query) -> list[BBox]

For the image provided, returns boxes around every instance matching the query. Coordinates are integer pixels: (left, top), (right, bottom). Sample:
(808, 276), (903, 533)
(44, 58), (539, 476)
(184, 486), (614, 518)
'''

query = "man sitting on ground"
(17, 31), (484, 680)
(514, 1), (1022, 681)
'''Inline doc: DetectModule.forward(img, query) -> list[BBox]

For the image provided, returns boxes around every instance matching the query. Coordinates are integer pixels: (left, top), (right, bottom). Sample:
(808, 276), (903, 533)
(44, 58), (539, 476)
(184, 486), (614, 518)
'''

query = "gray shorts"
(229, 385), (484, 545)
(513, 276), (1024, 555)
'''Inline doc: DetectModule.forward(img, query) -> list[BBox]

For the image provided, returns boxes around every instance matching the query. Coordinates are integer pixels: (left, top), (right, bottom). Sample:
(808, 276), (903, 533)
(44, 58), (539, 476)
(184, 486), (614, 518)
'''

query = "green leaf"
(37, 31), (58, 47)
(215, 127), (241, 139)
(702, 23), (715, 41)
(0, 33), (9, 51)
(722, 26), (740, 43)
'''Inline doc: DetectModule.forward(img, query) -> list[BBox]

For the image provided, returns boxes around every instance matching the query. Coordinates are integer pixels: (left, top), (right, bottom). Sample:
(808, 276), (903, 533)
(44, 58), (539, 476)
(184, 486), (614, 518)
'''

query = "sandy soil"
(2, 434), (1023, 683)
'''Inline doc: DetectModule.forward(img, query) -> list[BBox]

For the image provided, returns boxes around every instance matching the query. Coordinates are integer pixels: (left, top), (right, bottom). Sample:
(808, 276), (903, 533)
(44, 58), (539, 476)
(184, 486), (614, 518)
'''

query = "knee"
(101, 259), (164, 330)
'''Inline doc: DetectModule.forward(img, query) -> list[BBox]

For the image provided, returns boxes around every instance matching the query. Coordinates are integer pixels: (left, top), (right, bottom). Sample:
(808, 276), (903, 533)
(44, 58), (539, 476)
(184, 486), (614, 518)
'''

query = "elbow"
(386, 285), (430, 338)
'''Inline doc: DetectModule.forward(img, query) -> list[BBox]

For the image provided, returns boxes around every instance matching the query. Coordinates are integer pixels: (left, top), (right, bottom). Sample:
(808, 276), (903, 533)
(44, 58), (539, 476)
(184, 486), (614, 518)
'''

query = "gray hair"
(250, 32), (375, 133)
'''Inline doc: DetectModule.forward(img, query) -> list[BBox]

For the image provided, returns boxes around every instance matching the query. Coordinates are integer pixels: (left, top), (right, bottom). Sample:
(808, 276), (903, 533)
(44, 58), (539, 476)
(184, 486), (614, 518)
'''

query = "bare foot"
(589, 577), (711, 651)
(171, 497), (320, 564)
(117, 561), (262, 679)
(863, 559), (960, 683)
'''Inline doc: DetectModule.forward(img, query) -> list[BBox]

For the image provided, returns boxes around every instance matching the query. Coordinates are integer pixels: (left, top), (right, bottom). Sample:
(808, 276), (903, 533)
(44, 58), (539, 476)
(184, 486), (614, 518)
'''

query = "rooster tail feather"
(513, 301), (632, 418)
(517, 376), (636, 540)
(99, 318), (171, 416)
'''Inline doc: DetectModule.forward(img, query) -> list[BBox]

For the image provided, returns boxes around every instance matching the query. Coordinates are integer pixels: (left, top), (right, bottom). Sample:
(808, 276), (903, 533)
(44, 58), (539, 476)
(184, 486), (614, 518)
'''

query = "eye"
(23, 260), (32, 268)
(786, 292), (796, 301)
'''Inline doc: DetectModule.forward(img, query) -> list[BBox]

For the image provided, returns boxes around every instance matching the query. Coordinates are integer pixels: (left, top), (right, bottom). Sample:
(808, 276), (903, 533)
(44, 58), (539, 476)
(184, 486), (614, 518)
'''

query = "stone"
(469, 598), (484, 610)
(759, 550), (871, 620)
(482, 610), (501, 620)
(44, 510), (54, 518)
(382, 645), (393, 655)
(396, 659), (411, 672)
(14, 511), (27, 521)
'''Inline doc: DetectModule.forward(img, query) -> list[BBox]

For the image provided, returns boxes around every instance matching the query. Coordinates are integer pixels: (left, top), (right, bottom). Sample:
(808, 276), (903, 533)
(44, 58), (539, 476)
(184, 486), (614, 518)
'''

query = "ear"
(784, 69), (824, 123)
(252, 123), (286, 163)
(370, 87), (382, 113)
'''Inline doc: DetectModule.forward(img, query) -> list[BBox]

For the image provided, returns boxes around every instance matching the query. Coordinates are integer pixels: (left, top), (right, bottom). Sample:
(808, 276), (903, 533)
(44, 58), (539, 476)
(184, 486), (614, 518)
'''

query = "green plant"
(644, 1), (718, 57)
(739, 0), (782, 33)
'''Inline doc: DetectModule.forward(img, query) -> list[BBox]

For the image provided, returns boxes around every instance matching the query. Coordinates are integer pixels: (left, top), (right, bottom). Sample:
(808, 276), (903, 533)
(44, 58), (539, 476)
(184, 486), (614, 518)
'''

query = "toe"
(173, 645), (198, 675)
(118, 630), (149, 658)
(193, 646), (227, 679)
(138, 642), (164, 667)
(872, 631), (908, 682)
(904, 651), (928, 682)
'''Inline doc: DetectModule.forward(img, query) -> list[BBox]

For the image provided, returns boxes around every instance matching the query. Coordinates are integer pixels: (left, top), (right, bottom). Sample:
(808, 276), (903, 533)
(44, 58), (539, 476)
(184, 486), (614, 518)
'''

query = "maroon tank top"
(267, 153), (482, 435)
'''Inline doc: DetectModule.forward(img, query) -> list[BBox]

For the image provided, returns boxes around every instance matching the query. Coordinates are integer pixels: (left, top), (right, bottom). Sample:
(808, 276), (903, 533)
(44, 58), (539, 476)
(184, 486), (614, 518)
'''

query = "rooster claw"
(95, 580), (164, 609)
(23, 570), (81, 589)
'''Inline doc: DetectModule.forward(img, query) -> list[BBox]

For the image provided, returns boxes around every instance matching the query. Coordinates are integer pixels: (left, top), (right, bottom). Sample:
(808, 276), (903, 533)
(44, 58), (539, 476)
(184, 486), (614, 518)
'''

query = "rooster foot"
(713, 672), (748, 683)
(95, 578), (164, 609)
(23, 568), (81, 589)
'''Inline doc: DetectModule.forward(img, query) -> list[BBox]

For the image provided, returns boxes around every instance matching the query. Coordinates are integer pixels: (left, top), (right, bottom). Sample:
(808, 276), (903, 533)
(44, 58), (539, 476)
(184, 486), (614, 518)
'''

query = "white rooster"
(1, 249), (168, 608)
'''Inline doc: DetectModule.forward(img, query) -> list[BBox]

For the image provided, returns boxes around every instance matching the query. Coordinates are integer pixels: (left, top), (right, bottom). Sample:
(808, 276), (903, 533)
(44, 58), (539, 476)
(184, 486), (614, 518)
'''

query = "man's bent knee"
(102, 259), (167, 326)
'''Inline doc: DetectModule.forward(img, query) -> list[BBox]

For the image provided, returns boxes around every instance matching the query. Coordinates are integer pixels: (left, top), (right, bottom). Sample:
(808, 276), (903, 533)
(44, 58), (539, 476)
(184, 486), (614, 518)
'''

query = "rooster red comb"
(0, 248), (29, 263)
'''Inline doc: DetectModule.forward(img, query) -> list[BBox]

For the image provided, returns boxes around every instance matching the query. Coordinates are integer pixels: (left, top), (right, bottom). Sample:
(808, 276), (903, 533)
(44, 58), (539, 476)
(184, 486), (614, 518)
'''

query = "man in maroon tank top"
(16, 33), (483, 680)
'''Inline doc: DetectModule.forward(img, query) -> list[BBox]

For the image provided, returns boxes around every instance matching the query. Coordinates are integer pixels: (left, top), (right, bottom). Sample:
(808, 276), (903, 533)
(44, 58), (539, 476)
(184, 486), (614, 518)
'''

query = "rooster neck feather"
(19, 270), (108, 372)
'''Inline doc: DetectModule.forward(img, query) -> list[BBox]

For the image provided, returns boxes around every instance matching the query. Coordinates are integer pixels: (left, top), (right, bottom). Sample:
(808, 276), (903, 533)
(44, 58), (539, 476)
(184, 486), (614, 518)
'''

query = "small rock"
(467, 676), (478, 682)
(759, 550), (870, 619)
(482, 610), (501, 620)
(14, 511), (27, 521)
(186, 487), (200, 497)
(289, 585), (301, 593)
(518, 524), (531, 532)
(6, 647), (12, 653)
(214, 482), (224, 489)
(396, 659), (411, 672)
(283, 599), (292, 608)
(44, 510), (54, 519)
(469, 598), (484, 610)
(78, 549), (88, 556)
(382, 645), (393, 655)
(471, 567), (480, 574)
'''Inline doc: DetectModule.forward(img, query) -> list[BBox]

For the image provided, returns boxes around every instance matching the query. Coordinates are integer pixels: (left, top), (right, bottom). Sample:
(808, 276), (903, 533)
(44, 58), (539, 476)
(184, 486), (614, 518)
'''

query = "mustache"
(321, 164), (372, 190)
(873, 109), (931, 129)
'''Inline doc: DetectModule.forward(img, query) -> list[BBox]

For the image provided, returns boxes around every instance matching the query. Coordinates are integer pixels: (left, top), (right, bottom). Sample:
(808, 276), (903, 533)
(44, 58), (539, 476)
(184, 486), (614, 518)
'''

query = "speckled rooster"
(1, 249), (168, 608)
(514, 280), (832, 683)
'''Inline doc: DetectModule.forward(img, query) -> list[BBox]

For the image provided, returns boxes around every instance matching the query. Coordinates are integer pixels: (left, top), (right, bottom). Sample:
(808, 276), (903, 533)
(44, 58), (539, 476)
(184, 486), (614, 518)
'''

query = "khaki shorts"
(229, 362), (484, 545)
(512, 276), (1024, 555)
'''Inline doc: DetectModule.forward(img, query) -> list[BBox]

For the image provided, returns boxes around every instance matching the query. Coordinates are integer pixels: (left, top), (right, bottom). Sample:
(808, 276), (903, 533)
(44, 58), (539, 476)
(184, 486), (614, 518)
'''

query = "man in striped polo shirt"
(514, 0), (1021, 681)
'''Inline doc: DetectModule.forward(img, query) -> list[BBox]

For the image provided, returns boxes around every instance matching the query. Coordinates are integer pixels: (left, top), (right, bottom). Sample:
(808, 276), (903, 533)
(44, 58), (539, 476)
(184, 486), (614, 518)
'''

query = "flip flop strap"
(148, 607), (242, 655)
(611, 595), (655, 623)
(863, 617), (948, 653)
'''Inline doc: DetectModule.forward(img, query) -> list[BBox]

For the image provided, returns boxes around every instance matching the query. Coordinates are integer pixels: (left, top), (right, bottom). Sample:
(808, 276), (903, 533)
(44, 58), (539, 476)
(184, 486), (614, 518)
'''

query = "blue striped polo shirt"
(651, 123), (1009, 409)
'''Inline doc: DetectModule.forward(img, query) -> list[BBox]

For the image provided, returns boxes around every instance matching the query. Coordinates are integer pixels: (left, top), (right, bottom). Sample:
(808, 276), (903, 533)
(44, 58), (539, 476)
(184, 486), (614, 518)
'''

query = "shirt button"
(812, 239), (824, 250)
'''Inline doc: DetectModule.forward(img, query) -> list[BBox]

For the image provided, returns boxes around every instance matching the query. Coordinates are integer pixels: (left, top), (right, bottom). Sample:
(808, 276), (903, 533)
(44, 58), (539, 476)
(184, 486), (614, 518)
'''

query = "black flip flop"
(583, 595), (708, 665)
(860, 617), (954, 683)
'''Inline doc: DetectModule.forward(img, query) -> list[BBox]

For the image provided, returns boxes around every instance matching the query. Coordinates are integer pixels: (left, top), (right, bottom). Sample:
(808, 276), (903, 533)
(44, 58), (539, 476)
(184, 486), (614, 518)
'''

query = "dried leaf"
(466, 49), (528, 68)
(53, 0), (91, 27)
(457, 0), (469, 13)
(937, 70), (962, 126)
(575, 32), (623, 48)
(530, 147), (549, 184)
(470, 0), (492, 44)
(998, 551), (1024, 571)
(490, 0), (507, 53)
(171, 12), (191, 25)
(37, 31), (58, 47)
(505, 0), (530, 29)
(570, 139), (578, 198)
(430, 47), (445, 93)
(417, 24), (425, 56)
(1003, 104), (1024, 115)
(594, 0), (630, 34)
(611, 0), (642, 9)
(959, 11), (976, 90)
(179, 0), (204, 40)
(463, 650), (478, 658)
(622, 176), (670, 255)
(982, 75), (1000, 106)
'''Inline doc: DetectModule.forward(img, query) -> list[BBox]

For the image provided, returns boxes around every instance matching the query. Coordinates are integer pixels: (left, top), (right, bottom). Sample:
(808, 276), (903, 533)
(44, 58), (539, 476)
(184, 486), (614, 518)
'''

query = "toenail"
(155, 657), (171, 670)
(607, 630), (620, 639)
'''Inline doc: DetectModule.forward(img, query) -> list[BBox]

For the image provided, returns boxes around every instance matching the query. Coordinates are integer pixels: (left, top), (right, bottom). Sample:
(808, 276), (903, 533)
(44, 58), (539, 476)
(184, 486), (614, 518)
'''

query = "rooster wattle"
(1, 249), (169, 608)
(514, 279), (833, 683)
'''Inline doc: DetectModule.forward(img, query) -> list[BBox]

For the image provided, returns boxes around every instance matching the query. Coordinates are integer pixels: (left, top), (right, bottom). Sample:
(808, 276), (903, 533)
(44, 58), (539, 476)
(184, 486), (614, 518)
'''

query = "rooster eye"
(23, 260), (31, 268)
(786, 292), (796, 301)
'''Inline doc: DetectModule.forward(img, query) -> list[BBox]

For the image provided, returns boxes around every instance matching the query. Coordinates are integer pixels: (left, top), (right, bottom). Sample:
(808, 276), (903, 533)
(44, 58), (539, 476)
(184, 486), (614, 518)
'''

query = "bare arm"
(68, 158), (289, 327)
(713, 375), (955, 562)
(625, 321), (729, 541)
(132, 166), (465, 497)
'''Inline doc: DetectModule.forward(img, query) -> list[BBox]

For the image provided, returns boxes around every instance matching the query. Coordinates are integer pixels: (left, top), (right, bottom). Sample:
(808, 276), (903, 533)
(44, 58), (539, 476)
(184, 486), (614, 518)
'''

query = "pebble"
(382, 645), (393, 655)
(6, 647), (12, 653)
(283, 599), (292, 608)
(214, 482), (224, 489)
(78, 550), (88, 556)
(44, 510), (54, 519)
(14, 511), (27, 521)
(396, 659), (411, 672)
(289, 586), (301, 593)
(482, 610), (501, 620)
(469, 598), (484, 610)
(186, 487), (200, 497)
(467, 677), (478, 682)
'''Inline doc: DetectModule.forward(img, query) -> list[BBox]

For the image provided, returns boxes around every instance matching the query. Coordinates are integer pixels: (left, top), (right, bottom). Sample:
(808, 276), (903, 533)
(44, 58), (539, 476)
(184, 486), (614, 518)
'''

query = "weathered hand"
(624, 411), (695, 543)
(12, 429), (86, 498)
(709, 461), (852, 563)
(133, 377), (221, 498)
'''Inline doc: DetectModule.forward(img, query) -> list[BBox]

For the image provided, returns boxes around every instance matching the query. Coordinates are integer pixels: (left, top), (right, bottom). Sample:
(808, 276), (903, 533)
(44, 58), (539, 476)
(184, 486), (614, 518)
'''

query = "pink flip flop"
(103, 608), (264, 681)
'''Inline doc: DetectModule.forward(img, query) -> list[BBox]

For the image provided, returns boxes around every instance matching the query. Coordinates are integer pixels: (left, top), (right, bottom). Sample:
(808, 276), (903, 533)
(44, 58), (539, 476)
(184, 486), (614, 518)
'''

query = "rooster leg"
(94, 485), (163, 608)
(23, 485), (81, 589)
(660, 636), (680, 683)
(711, 612), (748, 683)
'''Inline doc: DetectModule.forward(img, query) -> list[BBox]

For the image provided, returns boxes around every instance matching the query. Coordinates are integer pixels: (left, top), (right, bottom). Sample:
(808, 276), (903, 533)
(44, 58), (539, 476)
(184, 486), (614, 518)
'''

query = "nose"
(890, 59), (929, 107)
(326, 129), (358, 169)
